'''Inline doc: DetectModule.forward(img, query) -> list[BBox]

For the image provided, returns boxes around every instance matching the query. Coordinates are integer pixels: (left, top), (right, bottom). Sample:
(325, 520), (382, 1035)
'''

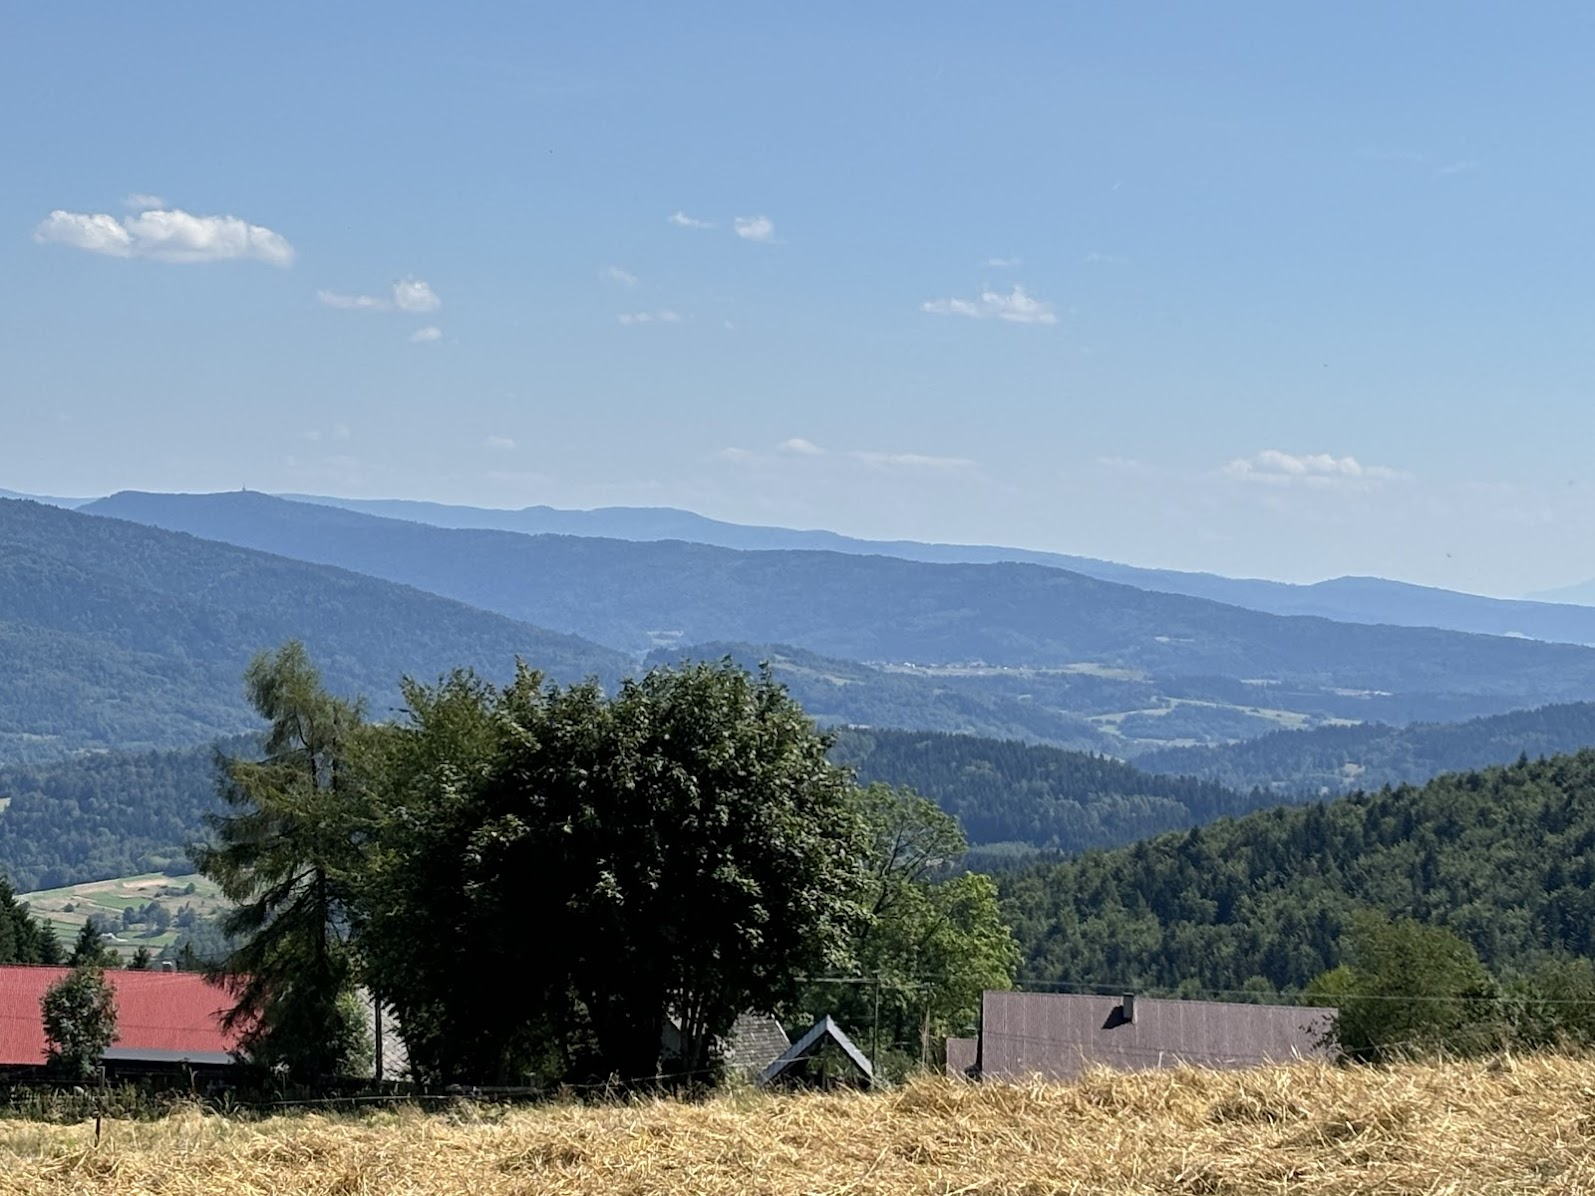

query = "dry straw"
(4, 1055), (1595, 1194)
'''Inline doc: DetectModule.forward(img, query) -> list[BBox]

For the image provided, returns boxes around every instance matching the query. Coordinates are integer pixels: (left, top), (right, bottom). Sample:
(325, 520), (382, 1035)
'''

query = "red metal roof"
(0, 965), (242, 1067)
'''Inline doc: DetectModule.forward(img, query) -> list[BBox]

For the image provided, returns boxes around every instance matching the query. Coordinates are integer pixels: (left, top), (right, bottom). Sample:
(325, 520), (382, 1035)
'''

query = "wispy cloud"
(122, 193), (165, 210)
(720, 437), (978, 473)
(409, 325), (443, 343)
(850, 450), (977, 471)
(318, 290), (387, 310)
(1084, 251), (1128, 265)
(734, 215), (777, 243)
(601, 265), (639, 286)
(617, 309), (683, 325)
(669, 210), (714, 229)
(1438, 159), (1481, 176)
(34, 205), (294, 266)
(985, 257), (1021, 268)
(484, 434), (516, 450)
(1222, 449), (1407, 490)
(921, 285), (1057, 325)
(319, 277), (443, 313)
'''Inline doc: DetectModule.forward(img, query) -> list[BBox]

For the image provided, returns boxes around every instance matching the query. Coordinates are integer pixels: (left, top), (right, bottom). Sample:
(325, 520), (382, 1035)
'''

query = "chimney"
(1121, 993), (1136, 1024)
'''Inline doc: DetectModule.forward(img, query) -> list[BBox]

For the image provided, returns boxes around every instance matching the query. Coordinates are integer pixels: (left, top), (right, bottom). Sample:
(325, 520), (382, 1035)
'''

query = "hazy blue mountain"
(1134, 700), (1595, 795)
(0, 489), (95, 509)
(1527, 579), (1595, 606)
(285, 493), (1595, 645)
(0, 498), (628, 760)
(83, 492), (1595, 723)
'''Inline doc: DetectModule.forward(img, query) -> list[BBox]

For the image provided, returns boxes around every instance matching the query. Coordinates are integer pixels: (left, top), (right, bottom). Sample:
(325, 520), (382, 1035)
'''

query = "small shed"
(944, 1035), (978, 1079)
(757, 1016), (874, 1089)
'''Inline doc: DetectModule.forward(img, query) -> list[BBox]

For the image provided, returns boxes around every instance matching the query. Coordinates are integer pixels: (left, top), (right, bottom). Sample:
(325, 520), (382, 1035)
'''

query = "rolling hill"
(286, 493), (1595, 645)
(82, 492), (1595, 720)
(0, 722), (1253, 892)
(0, 498), (629, 760)
(1135, 701), (1595, 795)
(1000, 748), (1595, 996)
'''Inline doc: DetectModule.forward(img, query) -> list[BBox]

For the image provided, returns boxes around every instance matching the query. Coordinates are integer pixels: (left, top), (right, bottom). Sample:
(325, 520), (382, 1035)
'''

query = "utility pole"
(372, 990), (384, 1083)
(871, 973), (881, 1088)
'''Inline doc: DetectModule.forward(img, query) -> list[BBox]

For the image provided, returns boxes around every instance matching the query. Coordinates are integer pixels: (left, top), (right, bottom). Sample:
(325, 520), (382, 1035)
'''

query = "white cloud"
(734, 215), (777, 243)
(985, 256), (1021, 267)
(669, 210), (714, 229)
(392, 277), (441, 313)
(850, 450), (978, 470)
(122, 193), (165, 210)
(1438, 159), (1480, 176)
(484, 434), (516, 450)
(717, 446), (758, 463)
(319, 278), (443, 314)
(35, 206), (294, 266)
(921, 284), (1057, 325)
(617, 309), (683, 325)
(779, 437), (824, 455)
(1222, 449), (1407, 490)
(318, 290), (387, 310)
(1084, 251), (1128, 264)
(409, 325), (443, 343)
(602, 265), (638, 286)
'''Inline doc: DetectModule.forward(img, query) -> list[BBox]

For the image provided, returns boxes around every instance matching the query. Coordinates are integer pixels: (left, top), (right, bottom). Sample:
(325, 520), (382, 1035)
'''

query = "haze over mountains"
(0, 497), (627, 760)
(83, 489), (1595, 696)
(283, 493), (1595, 642)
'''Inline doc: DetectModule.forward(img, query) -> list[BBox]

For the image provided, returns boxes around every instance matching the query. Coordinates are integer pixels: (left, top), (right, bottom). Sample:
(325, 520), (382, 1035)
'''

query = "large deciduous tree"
(194, 641), (369, 1082)
(363, 659), (871, 1086)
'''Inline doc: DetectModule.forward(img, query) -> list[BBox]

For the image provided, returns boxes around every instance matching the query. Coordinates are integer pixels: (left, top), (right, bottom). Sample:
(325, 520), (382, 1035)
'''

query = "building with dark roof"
(0, 965), (242, 1075)
(968, 990), (1335, 1082)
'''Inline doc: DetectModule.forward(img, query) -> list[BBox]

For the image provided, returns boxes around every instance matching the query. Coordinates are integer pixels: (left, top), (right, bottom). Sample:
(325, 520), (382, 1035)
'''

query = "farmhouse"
(955, 990), (1335, 1082)
(0, 964), (241, 1078)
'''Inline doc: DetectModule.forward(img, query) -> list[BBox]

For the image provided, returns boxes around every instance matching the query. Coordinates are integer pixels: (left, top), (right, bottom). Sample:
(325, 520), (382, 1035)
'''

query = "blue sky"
(5, 2), (1595, 595)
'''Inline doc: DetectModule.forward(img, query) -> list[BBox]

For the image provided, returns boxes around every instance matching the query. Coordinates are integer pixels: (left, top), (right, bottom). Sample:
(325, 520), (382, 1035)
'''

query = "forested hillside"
(0, 740), (253, 891)
(0, 720), (1251, 892)
(1001, 750), (1595, 997)
(831, 728), (1255, 851)
(0, 498), (628, 758)
(1136, 701), (1595, 794)
(84, 492), (1595, 711)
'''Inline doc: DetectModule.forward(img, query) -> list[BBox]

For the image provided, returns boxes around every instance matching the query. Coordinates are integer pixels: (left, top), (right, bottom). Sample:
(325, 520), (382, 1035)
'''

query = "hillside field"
(19, 872), (226, 962)
(4, 1058), (1595, 1193)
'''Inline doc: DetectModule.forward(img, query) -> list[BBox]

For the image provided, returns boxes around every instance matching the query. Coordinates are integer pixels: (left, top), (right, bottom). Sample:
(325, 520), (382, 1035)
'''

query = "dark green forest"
(0, 740), (255, 891)
(0, 726), (1254, 892)
(831, 728), (1259, 851)
(1001, 749), (1595, 997)
(1136, 701), (1595, 794)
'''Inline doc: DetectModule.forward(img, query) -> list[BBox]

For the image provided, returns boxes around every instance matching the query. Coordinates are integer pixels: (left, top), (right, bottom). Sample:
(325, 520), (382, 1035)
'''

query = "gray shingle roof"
(722, 1012), (791, 1075)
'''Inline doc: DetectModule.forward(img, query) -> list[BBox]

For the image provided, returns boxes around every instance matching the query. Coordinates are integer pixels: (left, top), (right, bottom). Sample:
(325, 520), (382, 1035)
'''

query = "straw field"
(4, 1055), (1595, 1194)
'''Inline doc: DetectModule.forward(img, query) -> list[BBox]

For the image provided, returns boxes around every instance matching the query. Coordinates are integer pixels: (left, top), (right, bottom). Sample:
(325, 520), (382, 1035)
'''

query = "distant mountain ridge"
(81, 491), (1595, 722)
(285, 492), (1595, 644)
(0, 498), (628, 760)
